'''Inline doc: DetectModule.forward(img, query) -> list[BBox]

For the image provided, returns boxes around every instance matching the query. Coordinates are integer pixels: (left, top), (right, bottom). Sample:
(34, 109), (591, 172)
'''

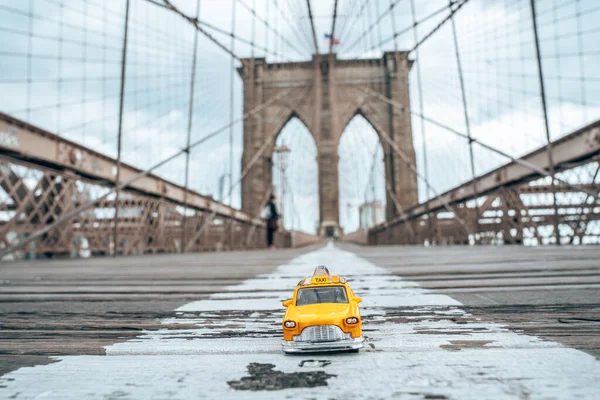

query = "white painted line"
(1, 243), (599, 399)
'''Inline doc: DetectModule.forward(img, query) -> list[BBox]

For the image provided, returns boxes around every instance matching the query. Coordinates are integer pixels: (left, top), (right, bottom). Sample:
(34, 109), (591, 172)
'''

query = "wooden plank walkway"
(0, 243), (599, 398)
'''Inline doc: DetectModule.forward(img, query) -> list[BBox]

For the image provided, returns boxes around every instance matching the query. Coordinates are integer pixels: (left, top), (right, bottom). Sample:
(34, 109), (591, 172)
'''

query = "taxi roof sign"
(297, 266), (347, 286)
(311, 265), (331, 284)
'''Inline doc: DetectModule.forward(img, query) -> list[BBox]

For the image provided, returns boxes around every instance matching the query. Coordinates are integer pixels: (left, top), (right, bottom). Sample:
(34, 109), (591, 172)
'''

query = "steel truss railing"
(0, 113), (292, 260)
(368, 120), (600, 246)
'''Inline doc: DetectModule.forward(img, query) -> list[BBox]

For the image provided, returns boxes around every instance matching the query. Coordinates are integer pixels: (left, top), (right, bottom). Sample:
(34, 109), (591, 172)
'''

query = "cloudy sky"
(0, 0), (598, 234)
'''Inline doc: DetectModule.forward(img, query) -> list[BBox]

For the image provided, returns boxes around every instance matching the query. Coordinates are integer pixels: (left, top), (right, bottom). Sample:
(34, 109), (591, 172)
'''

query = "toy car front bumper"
(281, 336), (364, 353)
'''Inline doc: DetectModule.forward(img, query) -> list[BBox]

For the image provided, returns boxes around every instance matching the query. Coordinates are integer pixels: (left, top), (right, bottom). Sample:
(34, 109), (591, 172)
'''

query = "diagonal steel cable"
(236, 0), (312, 57)
(358, 86), (600, 202)
(184, 86), (313, 251)
(144, 0), (248, 65)
(0, 88), (296, 259)
(305, 0), (320, 54)
(336, 85), (472, 237)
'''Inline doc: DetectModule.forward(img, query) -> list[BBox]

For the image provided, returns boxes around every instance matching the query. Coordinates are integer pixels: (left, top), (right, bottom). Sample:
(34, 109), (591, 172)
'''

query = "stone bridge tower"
(238, 52), (418, 237)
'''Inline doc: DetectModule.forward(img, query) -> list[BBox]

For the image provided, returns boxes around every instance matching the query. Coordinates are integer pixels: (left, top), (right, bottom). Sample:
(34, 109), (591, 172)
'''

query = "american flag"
(324, 33), (341, 45)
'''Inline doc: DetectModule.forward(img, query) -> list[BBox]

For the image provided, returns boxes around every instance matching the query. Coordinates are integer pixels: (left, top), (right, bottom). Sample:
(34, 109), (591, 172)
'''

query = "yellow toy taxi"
(281, 265), (364, 353)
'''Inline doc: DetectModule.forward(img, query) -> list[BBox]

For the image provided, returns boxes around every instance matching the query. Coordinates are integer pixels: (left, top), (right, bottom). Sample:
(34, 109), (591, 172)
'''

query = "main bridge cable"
(305, 0), (320, 54)
(235, 0), (312, 58)
(331, 0), (361, 50)
(408, 0), (470, 54)
(268, 0), (315, 57)
(358, 86), (600, 202)
(183, 86), (313, 251)
(328, 0), (339, 55)
(143, 0), (248, 66)
(287, 0), (317, 54)
(196, 19), (291, 61)
(336, 85), (472, 237)
(339, 0), (406, 55)
(335, 0), (371, 53)
(0, 88), (297, 259)
(340, 0), (470, 60)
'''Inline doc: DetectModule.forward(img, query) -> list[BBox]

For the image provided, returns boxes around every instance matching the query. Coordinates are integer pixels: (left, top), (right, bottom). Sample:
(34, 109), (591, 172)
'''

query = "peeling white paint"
(1, 243), (599, 399)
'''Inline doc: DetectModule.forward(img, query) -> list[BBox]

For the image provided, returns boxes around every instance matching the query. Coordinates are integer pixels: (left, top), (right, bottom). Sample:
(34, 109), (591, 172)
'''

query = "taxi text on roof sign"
(311, 276), (329, 284)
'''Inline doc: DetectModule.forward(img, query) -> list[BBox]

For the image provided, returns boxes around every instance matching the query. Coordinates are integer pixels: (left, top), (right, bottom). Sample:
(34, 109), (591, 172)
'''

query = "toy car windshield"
(296, 286), (348, 306)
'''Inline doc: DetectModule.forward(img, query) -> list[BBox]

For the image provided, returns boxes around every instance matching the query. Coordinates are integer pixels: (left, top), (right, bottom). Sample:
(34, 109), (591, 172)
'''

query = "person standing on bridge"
(262, 194), (279, 249)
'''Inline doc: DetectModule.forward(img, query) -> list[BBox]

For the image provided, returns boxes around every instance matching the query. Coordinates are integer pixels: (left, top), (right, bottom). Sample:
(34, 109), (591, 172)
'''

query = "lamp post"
(273, 145), (290, 230)
(217, 173), (230, 203)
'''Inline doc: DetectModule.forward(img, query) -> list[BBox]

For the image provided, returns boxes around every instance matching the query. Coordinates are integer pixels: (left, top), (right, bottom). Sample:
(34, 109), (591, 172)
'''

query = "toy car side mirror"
(354, 297), (363, 304)
(282, 299), (292, 307)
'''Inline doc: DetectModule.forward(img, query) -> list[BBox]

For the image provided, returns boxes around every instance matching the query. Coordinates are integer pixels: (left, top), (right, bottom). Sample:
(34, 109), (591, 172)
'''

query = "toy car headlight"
(346, 317), (359, 324)
(284, 321), (296, 328)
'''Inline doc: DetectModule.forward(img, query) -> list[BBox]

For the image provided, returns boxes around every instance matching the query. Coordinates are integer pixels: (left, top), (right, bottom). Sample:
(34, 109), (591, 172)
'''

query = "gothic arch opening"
(338, 114), (386, 233)
(272, 117), (319, 234)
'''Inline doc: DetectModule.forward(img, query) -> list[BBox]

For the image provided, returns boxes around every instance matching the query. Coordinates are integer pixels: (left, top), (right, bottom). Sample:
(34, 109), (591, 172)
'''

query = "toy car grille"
(297, 325), (345, 343)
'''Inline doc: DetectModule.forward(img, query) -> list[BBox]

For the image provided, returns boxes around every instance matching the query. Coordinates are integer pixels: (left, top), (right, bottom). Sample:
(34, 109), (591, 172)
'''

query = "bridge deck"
(0, 247), (312, 375)
(1, 244), (599, 397)
(342, 244), (600, 357)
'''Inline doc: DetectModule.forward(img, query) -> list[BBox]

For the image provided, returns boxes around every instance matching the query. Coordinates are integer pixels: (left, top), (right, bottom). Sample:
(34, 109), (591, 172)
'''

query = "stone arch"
(337, 112), (386, 232)
(337, 108), (386, 151)
(267, 110), (315, 158)
(337, 105), (411, 221)
(272, 115), (319, 233)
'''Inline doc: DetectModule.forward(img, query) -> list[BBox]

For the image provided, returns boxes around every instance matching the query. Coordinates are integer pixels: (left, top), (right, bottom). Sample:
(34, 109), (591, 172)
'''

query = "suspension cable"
(184, 86), (313, 250)
(0, 88), (297, 258)
(143, 0), (247, 65)
(358, 86), (600, 201)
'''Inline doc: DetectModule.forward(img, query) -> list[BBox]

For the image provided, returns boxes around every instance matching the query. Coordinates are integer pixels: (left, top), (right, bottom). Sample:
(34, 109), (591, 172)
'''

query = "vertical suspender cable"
(27, 0), (33, 121)
(373, 0), (383, 47)
(388, 0), (398, 52)
(328, 0), (339, 55)
(274, 0), (279, 61)
(450, 0), (480, 243)
(409, 0), (433, 243)
(306, 0), (320, 54)
(113, 0), (131, 257)
(265, 0), (270, 58)
(251, 0), (256, 58)
(228, 0), (237, 206)
(575, 0), (586, 121)
(529, 0), (560, 245)
(182, 0), (201, 252)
